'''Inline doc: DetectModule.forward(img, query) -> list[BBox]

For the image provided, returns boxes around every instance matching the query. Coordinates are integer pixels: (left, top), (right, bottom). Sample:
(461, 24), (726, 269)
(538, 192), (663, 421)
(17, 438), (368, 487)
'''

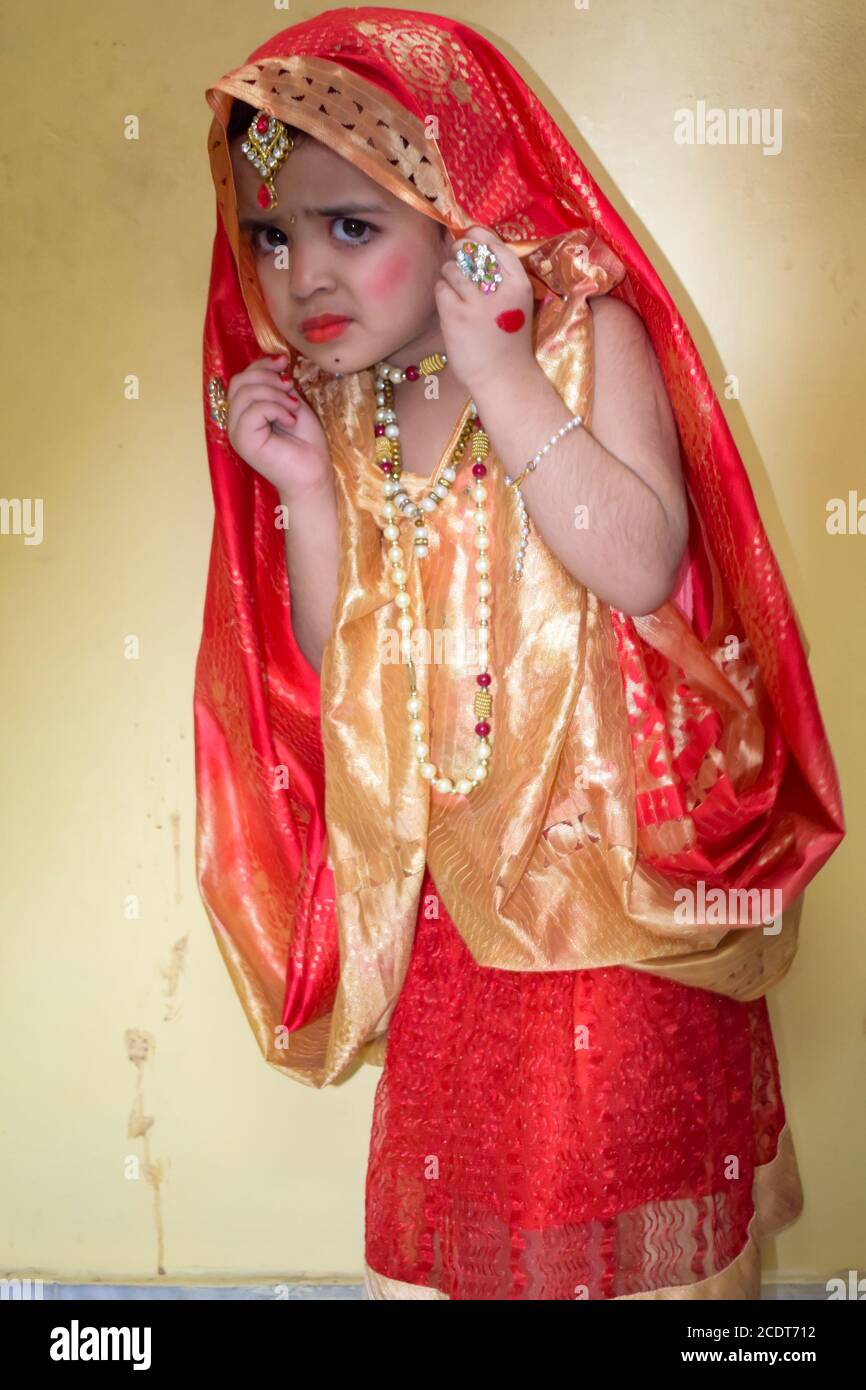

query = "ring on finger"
(454, 239), (503, 295)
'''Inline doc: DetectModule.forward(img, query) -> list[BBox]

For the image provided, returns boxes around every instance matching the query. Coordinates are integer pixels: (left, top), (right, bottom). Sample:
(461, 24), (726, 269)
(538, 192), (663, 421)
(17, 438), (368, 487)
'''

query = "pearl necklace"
(373, 354), (493, 797)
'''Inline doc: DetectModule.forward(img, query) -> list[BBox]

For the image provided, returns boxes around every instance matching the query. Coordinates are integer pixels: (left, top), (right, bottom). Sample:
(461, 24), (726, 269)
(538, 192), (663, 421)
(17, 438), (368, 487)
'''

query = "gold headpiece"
(240, 111), (293, 209)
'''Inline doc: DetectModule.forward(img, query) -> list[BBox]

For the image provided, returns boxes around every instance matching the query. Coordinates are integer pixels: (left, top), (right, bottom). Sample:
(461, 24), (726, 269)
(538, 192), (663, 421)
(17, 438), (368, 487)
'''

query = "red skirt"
(365, 867), (789, 1300)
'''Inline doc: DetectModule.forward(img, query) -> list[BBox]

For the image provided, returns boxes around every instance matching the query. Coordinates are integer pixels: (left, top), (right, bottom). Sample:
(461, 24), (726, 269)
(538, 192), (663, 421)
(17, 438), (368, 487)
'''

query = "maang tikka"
(241, 111), (293, 209)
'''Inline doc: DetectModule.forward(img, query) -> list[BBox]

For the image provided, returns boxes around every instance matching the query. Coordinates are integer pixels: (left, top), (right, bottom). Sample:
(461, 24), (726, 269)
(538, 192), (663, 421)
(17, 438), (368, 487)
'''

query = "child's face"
(229, 133), (452, 372)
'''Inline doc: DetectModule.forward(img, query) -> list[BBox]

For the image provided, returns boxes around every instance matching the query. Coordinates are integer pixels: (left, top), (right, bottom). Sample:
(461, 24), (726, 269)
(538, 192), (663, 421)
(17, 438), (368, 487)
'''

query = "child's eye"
(331, 217), (377, 246)
(251, 225), (288, 254)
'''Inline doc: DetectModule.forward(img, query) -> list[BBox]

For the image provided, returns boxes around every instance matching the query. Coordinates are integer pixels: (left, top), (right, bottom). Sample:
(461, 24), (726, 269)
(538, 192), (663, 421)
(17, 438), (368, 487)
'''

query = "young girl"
(196, 9), (844, 1300)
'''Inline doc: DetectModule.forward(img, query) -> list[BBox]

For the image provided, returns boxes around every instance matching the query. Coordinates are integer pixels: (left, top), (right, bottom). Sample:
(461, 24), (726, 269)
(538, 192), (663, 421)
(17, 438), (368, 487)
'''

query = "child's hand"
(434, 225), (536, 396)
(227, 354), (332, 498)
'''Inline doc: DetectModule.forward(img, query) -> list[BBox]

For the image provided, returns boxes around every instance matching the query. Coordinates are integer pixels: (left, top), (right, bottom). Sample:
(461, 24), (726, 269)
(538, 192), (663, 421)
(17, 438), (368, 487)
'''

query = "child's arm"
(225, 353), (339, 674)
(467, 296), (688, 617)
(278, 475), (339, 675)
(437, 224), (687, 616)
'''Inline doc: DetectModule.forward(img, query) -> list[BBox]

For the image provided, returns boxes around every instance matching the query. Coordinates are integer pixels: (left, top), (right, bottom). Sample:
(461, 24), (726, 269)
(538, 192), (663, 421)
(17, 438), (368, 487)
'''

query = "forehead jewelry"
(454, 239), (503, 294)
(240, 111), (293, 209)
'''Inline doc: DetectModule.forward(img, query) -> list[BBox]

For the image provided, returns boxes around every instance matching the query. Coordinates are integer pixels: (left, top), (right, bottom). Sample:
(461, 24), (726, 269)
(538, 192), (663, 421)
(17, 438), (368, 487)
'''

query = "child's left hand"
(434, 225), (536, 396)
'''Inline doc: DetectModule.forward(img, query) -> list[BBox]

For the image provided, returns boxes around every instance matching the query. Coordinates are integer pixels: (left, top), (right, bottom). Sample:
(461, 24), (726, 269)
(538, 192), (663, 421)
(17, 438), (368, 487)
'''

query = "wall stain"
(170, 810), (182, 904)
(161, 934), (189, 1023)
(125, 1029), (167, 1276)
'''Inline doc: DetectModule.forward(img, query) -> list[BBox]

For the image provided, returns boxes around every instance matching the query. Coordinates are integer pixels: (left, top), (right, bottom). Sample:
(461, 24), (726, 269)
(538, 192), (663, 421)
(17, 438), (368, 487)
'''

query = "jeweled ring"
(207, 376), (228, 431)
(454, 239), (503, 295)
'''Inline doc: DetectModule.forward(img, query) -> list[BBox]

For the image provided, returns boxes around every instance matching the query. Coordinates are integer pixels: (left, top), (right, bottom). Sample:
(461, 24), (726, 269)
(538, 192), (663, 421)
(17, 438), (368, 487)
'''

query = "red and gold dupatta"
(195, 8), (844, 1086)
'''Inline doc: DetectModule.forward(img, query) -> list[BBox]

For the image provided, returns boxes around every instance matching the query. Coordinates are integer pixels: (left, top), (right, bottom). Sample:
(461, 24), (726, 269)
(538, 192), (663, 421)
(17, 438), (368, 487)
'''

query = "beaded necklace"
(373, 354), (493, 797)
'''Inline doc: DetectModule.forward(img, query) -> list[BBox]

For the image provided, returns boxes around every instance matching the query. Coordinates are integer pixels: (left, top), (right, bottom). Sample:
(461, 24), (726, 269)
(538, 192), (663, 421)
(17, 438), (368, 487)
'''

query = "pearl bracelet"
(506, 413), (584, 492)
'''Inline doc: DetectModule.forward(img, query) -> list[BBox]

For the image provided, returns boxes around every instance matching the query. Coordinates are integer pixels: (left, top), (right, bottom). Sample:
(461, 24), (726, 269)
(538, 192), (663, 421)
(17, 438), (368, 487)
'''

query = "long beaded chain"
(373, 354), (493, 797)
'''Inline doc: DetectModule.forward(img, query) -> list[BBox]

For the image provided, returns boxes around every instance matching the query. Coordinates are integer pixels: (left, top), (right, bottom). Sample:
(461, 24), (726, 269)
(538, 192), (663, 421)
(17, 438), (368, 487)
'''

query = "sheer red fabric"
(365, 867), (787, 1299)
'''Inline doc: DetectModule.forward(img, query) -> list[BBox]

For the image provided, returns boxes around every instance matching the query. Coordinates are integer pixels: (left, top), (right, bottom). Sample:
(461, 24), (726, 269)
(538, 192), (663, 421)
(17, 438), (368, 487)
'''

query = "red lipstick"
(301, 314), (352, 343)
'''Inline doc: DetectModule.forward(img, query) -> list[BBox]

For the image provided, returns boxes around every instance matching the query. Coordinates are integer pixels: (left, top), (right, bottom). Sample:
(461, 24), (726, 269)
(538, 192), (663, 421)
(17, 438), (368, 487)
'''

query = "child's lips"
(301, 318), (352, 342)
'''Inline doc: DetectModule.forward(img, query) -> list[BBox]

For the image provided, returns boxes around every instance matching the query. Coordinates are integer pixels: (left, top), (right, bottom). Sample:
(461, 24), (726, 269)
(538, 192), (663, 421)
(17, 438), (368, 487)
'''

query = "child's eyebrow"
(239, 202), (390, 227)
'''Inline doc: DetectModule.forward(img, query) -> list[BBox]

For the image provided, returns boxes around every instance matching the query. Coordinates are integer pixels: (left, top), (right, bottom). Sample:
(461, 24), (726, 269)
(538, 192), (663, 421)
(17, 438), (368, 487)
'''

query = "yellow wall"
(2, 0), (862, 1282)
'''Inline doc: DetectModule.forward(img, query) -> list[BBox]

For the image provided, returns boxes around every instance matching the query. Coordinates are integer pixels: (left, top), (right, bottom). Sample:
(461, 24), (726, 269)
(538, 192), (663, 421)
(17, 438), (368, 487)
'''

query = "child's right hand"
(227, 354), (333, 498)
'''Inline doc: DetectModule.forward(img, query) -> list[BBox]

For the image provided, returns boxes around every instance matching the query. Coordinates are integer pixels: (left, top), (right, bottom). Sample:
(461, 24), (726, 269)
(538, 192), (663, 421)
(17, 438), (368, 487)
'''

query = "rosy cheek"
(365, 252), (413, 302)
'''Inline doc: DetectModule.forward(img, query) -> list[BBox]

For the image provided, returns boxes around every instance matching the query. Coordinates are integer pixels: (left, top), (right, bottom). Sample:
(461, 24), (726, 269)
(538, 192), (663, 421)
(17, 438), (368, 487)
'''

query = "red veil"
(196, 8), (844, 1086)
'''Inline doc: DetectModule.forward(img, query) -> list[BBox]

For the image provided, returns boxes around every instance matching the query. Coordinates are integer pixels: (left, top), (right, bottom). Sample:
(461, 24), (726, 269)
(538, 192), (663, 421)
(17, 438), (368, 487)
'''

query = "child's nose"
(287, 242), (338, 298)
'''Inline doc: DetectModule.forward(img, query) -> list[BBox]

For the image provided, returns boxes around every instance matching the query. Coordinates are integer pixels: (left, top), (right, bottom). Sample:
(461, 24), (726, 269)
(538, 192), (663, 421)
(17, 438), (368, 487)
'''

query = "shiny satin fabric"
(196, 8), (844, 1087)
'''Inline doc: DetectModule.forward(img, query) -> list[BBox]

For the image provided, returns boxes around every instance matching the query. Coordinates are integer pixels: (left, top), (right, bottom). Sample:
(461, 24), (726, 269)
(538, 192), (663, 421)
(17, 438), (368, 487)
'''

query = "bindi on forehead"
(237, 202), (392, 232)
